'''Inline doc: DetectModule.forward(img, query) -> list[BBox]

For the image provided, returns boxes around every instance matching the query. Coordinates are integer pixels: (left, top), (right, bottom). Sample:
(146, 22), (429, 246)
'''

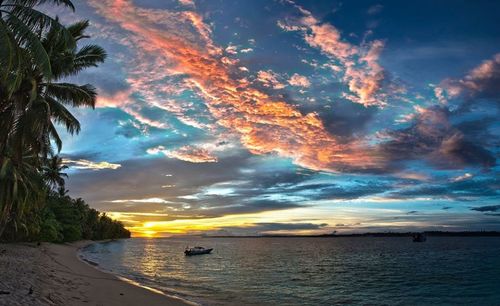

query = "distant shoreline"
(203, 231), (500, 238)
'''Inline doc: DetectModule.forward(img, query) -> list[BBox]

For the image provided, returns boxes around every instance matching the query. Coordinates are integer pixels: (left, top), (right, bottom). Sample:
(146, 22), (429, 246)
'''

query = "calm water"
(80, 237), (500, 305)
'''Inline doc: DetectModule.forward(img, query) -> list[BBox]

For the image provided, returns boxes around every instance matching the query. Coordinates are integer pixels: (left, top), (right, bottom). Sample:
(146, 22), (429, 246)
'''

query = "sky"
(52, 0), (500, 237)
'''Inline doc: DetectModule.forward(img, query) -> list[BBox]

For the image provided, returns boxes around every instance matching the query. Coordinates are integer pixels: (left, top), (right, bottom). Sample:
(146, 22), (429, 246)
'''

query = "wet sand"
(0, 241), (189, 306)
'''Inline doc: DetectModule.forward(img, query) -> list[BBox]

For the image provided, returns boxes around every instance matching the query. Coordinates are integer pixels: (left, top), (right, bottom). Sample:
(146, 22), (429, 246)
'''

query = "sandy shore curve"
(0, 241), (190, 306)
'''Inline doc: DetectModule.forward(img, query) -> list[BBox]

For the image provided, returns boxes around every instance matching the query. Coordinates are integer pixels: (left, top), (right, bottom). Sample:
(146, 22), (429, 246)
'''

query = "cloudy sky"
(55, 0), (499, 236)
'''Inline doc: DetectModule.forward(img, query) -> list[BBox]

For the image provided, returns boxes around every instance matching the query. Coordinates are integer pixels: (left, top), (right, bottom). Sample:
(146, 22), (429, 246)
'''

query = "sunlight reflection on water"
(81, 237), (500, 305)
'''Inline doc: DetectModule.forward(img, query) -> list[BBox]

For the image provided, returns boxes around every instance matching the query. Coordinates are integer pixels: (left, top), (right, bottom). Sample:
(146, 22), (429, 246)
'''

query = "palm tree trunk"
(0, 199), (13, 239)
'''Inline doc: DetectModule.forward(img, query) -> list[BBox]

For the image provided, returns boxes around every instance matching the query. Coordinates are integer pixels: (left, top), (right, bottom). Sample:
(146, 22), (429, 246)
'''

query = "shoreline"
(0, 240), (190, 306)
(76, 240), (198, 306)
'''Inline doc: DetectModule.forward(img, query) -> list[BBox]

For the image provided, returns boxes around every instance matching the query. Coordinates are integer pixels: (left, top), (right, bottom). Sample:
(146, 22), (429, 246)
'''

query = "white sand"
(0, 241), (190, 306)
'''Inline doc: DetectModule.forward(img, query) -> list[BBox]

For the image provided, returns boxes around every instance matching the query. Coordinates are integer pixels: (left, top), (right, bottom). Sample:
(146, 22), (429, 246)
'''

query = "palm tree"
(0, 154), (45, 238)
(0, 0), (75, 95)
(0, 16), (106, 239)
(38, 19), (106, 153)
(42, 154), (67, 190)
(0, 0), (75, 164)
(2, 19), (105, 162)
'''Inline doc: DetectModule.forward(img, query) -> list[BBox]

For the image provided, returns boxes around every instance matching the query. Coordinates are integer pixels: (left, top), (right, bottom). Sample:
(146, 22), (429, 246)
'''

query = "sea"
(79, 237), (500, 306)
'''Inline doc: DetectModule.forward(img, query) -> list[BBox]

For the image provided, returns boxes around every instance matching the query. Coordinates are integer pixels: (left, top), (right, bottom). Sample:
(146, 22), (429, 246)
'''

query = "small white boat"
(184, 246), (213, 256)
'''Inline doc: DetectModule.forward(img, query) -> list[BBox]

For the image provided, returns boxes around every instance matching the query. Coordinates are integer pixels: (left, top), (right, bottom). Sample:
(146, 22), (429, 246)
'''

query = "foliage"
(0, 0), (130, 242)
(40, 192), (130, 242)
(39, 209), (63, 242)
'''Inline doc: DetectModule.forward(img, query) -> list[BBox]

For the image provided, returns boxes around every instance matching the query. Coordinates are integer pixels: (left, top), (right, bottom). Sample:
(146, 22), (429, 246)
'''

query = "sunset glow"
(58, 0), (500, 237)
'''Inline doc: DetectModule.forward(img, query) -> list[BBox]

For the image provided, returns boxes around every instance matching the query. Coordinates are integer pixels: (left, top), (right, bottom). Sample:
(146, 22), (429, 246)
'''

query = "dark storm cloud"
(309, 182), (389, 200)
(204, 200), (305, 216)
(95, 201), (181, 214)
(380, 110), (442, 159)
(245, 222), (328, 231)
(470, 205), (500, 212)
(241, 169), (314, 190)
(298, 95), (377, 139)
(314, 54), (500, 176)
(454, 118), (498, 145)
(65, 147), (397, 223)
(379, 53), (500, 171)
(66, 152), (254, 204)
(195, 171), (391, 203)
(62, 151), (102, 161)
(431, 133), (496, 169)
(104, 200), (306, 224)
(65, 151), (315, 220)
(242, 180), (389, 201)
(441, 53), (500, 108)
(380, 106), (496, 169)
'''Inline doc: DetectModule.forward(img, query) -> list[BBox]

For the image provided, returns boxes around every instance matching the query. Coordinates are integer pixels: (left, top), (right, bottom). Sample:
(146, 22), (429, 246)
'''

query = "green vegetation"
(0, 0), (130, 242)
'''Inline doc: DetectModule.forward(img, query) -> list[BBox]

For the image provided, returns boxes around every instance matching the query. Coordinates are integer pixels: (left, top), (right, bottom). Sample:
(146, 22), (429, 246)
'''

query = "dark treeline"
(0, 0), (129, 242)
(207, 231), (500, 238)
(2, 189), (131, 242)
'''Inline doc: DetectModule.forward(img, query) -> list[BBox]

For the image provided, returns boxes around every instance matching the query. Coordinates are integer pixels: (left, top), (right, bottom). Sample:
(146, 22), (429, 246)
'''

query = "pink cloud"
(436, 53), (500, 102)
(178, 0), (195, 8)
(278, 2), (387, 107)
(288, 73), (311, 88)
(89, 0), (383, 172)
(95, 89), (132, 108)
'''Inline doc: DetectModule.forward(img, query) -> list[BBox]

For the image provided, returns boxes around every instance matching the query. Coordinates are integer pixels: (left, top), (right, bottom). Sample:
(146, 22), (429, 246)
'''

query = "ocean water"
(80, 237), (500, 305)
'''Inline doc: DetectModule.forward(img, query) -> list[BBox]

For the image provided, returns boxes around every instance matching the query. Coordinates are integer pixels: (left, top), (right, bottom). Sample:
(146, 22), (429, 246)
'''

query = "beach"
(0, 241), (188, 306)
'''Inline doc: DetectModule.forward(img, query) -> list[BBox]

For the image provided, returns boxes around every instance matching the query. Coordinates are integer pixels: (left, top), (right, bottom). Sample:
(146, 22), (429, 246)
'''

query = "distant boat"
(185, 246), (213, 256)
(412, 233), (427, 242)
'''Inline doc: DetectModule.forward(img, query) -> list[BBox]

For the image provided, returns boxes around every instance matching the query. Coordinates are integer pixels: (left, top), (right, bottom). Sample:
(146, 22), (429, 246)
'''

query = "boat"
(184, 246), (213, 256)
(412, 233), (427, 242)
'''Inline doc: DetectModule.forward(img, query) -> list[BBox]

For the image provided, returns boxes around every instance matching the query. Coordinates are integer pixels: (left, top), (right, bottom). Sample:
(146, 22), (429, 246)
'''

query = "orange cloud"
(278, 2), (386, 107)
(89, 0), (383, 172)
(256, 70), (286, 89)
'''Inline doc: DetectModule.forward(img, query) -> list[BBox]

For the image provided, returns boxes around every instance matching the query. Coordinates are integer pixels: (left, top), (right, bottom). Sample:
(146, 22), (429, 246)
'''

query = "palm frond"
(2, 0), (75, 12)
(0, 22), (15, 83)
(48, 122), (62, 152)
(44, 82), (96, 108)
(5, 13), (52, 78)
(75, 44), (106, 67)
(0, 20), (26, 95)
(45, 95), (81, 134)
(5, 4), (76, 50)
(53, 44), (107, 78)
(67, 20), (90, 41)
